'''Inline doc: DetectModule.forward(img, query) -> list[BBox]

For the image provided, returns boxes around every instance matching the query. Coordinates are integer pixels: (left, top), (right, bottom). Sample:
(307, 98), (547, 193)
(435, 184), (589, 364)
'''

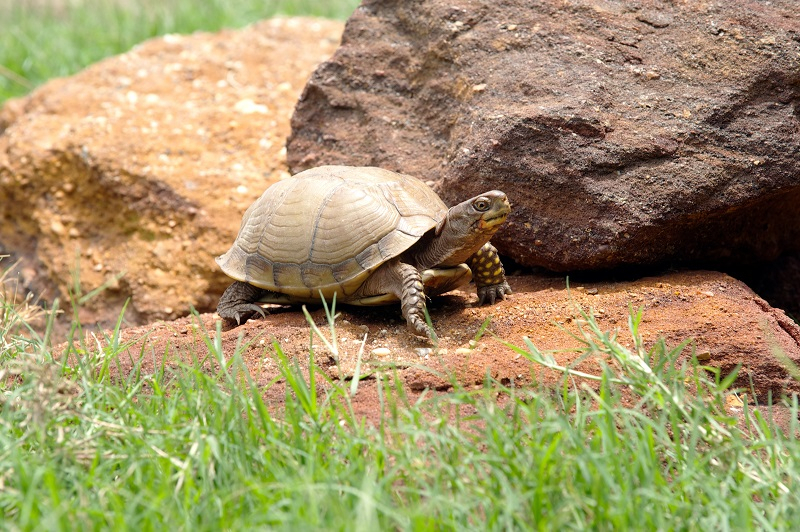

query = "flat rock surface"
(74, 271), (800, 423)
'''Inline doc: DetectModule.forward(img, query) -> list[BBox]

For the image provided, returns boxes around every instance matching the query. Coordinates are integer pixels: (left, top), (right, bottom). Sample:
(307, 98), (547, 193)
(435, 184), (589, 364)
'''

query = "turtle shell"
(216, 166), (448, 300)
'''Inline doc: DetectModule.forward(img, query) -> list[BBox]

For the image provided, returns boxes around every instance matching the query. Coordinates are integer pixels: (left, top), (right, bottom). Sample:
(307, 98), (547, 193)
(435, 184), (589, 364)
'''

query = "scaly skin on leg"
(354, 260), (434, 338)
(396, 262), (433, 338)
(466, 243), (512, 305)
(217, 281), (269, 324)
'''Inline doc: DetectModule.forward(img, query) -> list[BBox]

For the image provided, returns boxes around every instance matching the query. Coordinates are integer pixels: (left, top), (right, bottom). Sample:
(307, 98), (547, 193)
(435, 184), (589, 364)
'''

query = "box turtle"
(216, 165), (511, 337)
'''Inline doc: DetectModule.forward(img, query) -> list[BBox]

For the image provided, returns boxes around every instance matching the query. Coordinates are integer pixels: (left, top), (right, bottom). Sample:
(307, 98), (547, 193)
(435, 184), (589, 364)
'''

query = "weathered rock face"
(287, 0), (800, 276)
(0, 18), (343, 326)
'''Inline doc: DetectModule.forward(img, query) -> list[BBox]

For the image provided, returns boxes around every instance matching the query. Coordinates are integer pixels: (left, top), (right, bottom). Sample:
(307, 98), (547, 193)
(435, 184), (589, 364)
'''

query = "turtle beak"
(479, 192), (510, 229)
(480, 212), (507, 229)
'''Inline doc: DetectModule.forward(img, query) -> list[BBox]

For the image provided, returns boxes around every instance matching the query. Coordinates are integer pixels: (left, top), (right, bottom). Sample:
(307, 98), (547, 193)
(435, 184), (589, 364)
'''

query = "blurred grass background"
(0, 0), (360, 104)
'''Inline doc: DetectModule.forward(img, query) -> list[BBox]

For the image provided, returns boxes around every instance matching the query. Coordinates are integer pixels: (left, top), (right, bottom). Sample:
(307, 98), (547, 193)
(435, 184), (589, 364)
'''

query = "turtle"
(216, 165), (511, 337)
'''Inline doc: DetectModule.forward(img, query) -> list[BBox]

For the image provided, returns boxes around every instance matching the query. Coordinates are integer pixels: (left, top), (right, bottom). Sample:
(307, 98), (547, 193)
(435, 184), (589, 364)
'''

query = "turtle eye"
(473, 197), (491, 212)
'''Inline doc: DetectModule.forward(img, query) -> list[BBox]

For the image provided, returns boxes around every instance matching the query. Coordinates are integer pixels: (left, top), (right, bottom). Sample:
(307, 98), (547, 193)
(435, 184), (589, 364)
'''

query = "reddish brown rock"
(287, 1), (800, 277)
(73, 271), (800, 422)
(0, 18), (343, 326)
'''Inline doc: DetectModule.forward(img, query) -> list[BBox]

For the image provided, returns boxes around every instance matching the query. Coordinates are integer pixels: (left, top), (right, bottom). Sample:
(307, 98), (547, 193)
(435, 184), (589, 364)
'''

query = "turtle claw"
(217, 281), (270, 326)
(220, 303), (267, 325)
(477, 282), (512, 306)
(234, 304), (267, 325)
(407, 315), (435, 341)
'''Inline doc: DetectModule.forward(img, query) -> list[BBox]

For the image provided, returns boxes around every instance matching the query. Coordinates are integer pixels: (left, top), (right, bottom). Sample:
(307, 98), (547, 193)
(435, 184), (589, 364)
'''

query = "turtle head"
(436, 190), (510, 237)
(413, 190), (509, 269)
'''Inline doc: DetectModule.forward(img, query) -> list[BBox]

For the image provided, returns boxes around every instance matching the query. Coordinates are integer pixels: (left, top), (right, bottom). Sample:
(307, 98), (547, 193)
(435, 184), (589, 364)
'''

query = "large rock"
(287, 0), (800, 275)
(0, 18), (343, 326)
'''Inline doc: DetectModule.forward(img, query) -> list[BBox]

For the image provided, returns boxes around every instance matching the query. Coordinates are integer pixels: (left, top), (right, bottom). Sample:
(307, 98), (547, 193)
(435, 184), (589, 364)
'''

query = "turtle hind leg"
(217, 281), (268, 325)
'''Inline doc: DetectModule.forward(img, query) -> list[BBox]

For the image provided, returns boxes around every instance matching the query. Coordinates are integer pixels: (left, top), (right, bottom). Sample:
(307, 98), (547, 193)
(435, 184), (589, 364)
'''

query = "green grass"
(3, 264), (800, 529)
(0, 0), (360, 103)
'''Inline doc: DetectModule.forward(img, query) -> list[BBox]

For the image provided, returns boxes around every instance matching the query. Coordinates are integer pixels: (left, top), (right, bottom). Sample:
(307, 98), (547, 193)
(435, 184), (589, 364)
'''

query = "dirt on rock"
(68, 270), (800, 424)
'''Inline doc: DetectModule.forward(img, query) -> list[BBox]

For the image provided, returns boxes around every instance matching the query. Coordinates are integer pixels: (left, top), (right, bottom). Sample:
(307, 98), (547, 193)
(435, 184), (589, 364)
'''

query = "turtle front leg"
(358, 260), (433, 338)
(217, 281), (268, 325)
(466, 243), (512, 305)
(395, 262), (433, 338)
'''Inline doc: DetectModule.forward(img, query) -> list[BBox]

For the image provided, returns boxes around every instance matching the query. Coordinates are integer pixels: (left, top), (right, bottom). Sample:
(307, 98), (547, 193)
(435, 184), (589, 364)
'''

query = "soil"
(64, 270), (800, 427)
